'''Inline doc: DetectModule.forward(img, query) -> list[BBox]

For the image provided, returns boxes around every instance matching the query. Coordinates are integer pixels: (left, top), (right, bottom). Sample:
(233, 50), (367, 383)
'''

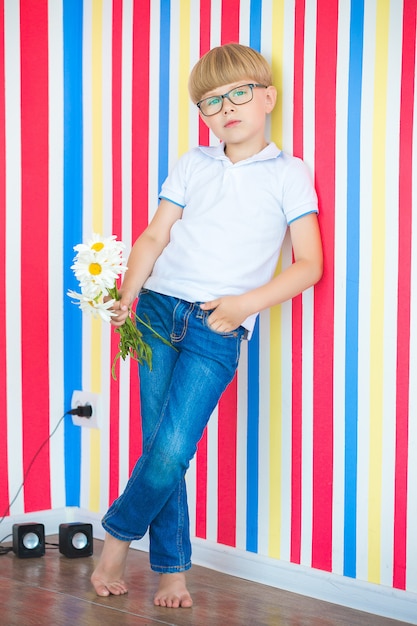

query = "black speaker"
(12, 523), (45, 558)
(59, 522), (93, 558)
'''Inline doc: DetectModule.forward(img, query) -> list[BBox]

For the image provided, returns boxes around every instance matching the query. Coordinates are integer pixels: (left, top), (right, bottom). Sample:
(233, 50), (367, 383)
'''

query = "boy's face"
(197, 78), (277, 150)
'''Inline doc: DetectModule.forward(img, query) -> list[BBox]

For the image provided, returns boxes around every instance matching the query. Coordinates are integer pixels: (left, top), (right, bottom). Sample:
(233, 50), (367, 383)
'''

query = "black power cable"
(0, 405), (92, 555)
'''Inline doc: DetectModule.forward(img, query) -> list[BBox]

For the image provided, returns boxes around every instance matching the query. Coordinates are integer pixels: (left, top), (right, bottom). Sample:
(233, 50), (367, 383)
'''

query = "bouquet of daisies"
(67, 233), (169, 379)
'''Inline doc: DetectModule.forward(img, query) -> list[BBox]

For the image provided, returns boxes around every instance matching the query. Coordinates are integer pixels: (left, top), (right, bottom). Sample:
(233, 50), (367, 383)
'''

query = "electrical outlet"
(71, 390), (101, 429)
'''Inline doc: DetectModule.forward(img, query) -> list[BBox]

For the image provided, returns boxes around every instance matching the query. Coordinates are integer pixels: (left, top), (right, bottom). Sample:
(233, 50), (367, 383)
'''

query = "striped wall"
(1, 0), (416, 597)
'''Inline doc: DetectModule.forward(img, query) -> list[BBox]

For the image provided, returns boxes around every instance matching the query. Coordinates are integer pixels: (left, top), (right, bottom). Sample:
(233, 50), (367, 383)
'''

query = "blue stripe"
(246, 318), (260, 552)
(158, 0), (171, 192)
(249, 0), (262, 52)
(247, 6), (262, 552)
(63, 0), (83, 506)
(344, 0), (364, 579)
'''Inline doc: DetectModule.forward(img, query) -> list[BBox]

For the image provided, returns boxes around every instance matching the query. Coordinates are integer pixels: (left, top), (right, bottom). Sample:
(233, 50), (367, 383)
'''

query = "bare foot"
(91, 532), (130, 596)
(153, 572), (193, 608)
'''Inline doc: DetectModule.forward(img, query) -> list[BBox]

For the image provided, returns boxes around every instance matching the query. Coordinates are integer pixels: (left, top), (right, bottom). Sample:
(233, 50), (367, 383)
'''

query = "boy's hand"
(106, 291), (136, 327)
(200, 295), (249, 333)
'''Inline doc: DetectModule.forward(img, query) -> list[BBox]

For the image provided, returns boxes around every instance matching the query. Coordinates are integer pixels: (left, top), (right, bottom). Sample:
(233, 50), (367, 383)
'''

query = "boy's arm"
(201, 212), (323, 333)
(110, 199), (183, 327)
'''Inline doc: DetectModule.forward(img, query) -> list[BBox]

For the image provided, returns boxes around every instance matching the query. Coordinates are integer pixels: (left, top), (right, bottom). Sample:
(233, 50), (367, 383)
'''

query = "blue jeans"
(102, 289), (246, 572)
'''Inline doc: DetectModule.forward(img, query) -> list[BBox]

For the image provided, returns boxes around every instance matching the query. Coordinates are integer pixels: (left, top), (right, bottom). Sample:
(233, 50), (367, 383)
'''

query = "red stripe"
(108, 0), (123, 505)
(290, 0), (306, 565)
(129, 361), (142, 474)
(311, 0), (337, 571)
(194, 0), (212, 539)
(20, 0), (51, 512)
(216, 6), (240, 549)
(198, 0), (211, 146)
(221, 0), (239, 44)
(0, 0), (7, 515)
(393, 0), (416, 591)
(132, 0), (150, 240)
(291, 299), (302, 564)
(195, 429), (208, 539)
(129, 1), (151, 472)
(217, 376), (238, 546)
(293, 0), (305, 158)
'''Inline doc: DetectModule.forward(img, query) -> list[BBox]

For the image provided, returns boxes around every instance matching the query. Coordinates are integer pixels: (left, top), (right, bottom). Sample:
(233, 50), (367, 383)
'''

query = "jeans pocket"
(202, 314), (239, 337)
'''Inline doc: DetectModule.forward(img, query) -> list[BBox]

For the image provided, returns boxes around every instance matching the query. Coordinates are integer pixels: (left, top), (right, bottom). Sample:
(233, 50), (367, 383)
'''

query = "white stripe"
(82, 0), (93, 234)
(210, 0), (221, 49)
(280, 0), (295, 154)
(48, 0), (66, 509)
(303, 0), (316, 172)
(239, 0), (250, 47)
(236, 339), (248, 550)
(4, 0), (23, 515)
(79, 428), (91, 508)
(98, 0), (114, 513)
(300, 287), (314, 566)
(188, 0), (200, 148)
(261, 0), (274, 63)
(121, 0), (133, 246)
(118, 0), (134, 496)
(380, 3), (403, 587)
(206, 407), (219, 542)
(279, 233), (293, 560)
(299, 3), (317, 561)
(186, 454), (197, 542)
(257, 311), (271, 555)
(102, 0), (113, 233)
(356, 0), (377, 581)
(168, 2), (180, 167)
(261, 0), (273, 141)
(118, 358), (131, 493)
(80, 0), (93, 510)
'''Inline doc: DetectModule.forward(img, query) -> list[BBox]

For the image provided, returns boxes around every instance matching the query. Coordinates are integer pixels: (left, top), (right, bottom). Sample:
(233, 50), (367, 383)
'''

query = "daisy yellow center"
(89, 262), (102, 276)
(92, 242), (104, 252)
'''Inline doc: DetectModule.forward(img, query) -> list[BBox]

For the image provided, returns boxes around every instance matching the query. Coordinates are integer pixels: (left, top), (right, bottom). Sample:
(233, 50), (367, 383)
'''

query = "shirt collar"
(198, 142), (281, 163)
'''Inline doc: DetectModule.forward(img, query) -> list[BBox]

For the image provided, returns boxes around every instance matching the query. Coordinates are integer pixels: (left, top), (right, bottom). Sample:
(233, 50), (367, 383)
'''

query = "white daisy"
(73, 233), (125, 257)
(71, 248), (127, 294)
(67, 289), (116, 323)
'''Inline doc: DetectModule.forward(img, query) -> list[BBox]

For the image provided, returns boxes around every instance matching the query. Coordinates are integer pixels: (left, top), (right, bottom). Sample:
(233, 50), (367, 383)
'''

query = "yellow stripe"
(268, 0), (285, 559)
(368, 0), (390, 584)
(178, 0), (191, 156)
(270, 0), (284, 148)
(89, 0), (104, 513)
(91, 0), (104, 232)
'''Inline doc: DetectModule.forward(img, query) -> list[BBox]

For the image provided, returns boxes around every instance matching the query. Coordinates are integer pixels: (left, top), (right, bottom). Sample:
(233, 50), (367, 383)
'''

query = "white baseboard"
(0, 507), (70, 541)
(191, 538), (417, 625)
(2, 508), (416, 624)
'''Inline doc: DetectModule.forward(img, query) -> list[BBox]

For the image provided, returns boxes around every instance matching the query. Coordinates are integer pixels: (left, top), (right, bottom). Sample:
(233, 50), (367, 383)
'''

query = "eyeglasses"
(196, 83), (267, 117)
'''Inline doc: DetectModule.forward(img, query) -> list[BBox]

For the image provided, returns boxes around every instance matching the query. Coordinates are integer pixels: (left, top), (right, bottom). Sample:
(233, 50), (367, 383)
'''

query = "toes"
(93, 583), (111, 597)
(154, 593), (192, 608)
(107, 581), (128, 595)
(92, 577), (128, 596)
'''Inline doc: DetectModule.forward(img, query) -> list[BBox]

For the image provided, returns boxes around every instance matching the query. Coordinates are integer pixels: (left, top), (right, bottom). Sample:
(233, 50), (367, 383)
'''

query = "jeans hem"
(102, 520), (143, 543)
(150, 561), (192, 573)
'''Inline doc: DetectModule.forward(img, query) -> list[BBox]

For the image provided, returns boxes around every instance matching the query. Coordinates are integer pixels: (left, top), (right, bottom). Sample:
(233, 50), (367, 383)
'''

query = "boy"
(91, 43), (322, 608)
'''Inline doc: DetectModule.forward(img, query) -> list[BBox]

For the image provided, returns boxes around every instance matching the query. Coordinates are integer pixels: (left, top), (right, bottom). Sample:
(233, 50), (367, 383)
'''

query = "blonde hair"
(188, 43), (273, 103)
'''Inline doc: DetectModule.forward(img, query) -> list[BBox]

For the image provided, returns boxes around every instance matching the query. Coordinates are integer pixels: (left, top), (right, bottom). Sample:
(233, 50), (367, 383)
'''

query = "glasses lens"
(200, 95), (222, 116)
(228, 85), (253, 105)
(198, 85), (255, 116)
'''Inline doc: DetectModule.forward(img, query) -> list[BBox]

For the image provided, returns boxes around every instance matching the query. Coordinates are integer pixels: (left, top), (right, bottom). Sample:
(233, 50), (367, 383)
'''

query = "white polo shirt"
(144, 142), (318, 335)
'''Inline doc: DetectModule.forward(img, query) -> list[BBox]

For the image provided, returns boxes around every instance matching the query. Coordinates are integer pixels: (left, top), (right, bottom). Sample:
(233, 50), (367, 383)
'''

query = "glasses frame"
(196, 83), (267, 117)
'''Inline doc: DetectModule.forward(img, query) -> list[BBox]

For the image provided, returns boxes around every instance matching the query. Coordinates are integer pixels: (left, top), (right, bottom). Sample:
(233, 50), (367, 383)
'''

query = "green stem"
(108, 283), (175, 380)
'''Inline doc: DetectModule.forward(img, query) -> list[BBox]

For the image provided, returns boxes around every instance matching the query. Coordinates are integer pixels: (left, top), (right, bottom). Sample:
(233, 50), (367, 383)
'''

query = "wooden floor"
(0, 537), (411, 626)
